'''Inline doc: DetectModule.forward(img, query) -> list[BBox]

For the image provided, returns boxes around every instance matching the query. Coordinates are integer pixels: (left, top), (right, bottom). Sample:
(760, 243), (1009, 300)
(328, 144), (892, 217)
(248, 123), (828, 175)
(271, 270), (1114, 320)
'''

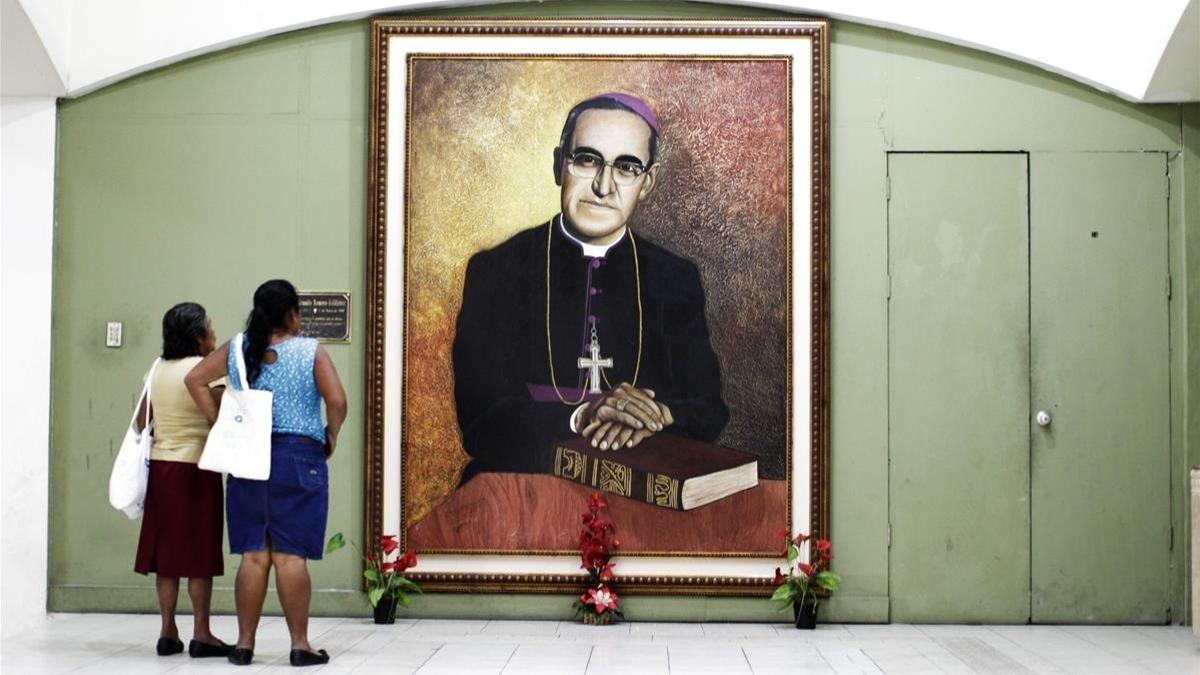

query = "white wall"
(1, 0), (66, 96)
(1, 96), (57, 637)
(14, 0), (70, 90)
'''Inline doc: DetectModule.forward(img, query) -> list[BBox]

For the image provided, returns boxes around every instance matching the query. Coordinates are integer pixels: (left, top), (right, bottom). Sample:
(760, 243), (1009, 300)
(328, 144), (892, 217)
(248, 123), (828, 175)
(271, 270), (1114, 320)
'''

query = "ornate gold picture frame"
(364, 17), (829, 595)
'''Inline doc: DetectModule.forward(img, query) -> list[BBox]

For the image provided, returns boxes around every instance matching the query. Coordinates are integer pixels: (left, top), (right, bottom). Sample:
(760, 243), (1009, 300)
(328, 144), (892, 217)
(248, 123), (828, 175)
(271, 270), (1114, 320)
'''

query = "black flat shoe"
(289, 648), (330, 667)
(227, 647), (254, 666)
(189, 639), (233, 658)
(155, 637), (184, 656)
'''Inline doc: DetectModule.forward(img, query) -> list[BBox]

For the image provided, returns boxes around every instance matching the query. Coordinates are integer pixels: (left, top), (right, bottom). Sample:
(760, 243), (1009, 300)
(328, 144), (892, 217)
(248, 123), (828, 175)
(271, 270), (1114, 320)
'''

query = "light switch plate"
(106, 321), (122, 348)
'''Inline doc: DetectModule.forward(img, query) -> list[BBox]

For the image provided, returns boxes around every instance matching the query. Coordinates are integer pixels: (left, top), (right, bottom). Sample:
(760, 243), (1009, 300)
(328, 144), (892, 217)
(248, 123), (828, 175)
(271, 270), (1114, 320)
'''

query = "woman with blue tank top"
(185, 280), (347, 668)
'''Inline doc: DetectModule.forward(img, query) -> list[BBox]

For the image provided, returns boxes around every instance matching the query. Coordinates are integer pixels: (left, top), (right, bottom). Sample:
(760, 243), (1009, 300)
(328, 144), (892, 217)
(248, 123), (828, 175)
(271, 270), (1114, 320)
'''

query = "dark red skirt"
(134, 460), (224, 577)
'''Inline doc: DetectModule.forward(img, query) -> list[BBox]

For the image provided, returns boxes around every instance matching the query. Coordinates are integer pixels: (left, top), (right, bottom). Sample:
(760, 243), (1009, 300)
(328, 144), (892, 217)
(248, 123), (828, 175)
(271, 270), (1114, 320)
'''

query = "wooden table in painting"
(407, 473), (787, 553)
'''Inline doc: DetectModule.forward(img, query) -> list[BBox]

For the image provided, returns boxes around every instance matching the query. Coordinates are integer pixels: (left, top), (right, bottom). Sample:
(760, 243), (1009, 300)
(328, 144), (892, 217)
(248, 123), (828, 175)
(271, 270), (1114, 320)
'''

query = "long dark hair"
(243, 279), (299, 384)
(162, 302), (209, 359)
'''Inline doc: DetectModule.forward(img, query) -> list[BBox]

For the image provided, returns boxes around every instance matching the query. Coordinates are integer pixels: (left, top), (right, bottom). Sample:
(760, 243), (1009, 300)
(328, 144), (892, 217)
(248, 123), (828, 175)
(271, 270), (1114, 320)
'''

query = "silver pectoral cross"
(577, 332), (613, 394)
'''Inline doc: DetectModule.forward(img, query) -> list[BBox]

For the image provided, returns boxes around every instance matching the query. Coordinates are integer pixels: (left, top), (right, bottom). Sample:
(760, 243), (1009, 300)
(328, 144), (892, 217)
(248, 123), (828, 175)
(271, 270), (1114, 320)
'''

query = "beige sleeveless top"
(145, 357), (226, 463)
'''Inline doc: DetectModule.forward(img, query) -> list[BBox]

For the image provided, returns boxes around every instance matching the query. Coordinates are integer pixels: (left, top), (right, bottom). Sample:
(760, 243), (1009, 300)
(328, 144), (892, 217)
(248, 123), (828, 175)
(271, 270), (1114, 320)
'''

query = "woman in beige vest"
(133, 302), (231, 658)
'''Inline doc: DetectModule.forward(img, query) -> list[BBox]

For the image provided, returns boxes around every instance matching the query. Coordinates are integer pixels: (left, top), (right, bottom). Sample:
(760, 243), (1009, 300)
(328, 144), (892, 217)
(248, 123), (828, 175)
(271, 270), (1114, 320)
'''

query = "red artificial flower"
(815, 540), (832, 560)
(582, 586), (619, 614)
(793, 532), (811, 545)
(772, 527), (790, 540)
(773, 567), (785, 585)
(396, 551), (418, 573)
(798, 562), (814, 577)
(576, 493), (621, 613)
(379, 535), (399, 555)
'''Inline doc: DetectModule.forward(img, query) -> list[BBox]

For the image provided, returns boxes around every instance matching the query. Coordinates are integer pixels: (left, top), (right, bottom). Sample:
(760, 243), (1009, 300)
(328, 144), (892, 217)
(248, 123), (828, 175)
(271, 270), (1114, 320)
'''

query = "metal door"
(1029, 152), (1170, 623)
(888, 152), (1032, 622)
(887, 151), (1171, 623)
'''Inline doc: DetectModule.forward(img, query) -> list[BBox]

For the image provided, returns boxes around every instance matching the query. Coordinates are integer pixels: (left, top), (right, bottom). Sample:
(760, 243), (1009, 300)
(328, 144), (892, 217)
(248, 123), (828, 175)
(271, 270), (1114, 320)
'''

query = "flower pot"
(792, 600), (817, 629)
(581, 611), (618, 626)
(373, 597), (398, 625)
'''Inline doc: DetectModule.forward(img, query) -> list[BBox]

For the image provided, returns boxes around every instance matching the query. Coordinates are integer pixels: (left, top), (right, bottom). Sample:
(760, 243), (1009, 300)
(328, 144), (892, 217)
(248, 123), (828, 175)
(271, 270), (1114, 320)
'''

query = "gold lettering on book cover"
(650, 474), (679, 509)
(598, 460), (632, 497)
(554, 446), (587, 482)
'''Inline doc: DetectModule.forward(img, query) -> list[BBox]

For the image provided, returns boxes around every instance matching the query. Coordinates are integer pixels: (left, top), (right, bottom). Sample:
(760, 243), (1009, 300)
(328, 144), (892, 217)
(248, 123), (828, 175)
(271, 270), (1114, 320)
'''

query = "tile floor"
(0, 614), (1197, 674)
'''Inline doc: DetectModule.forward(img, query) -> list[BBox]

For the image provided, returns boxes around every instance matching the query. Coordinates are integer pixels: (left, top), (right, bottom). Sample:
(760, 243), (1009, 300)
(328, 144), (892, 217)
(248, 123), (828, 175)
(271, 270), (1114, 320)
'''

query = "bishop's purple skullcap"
(584, 92), (660, 135)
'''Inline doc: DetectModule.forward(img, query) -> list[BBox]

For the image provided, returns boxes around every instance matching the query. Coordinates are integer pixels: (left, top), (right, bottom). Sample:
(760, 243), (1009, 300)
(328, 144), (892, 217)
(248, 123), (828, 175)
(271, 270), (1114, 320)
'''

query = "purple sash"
(527, 383), (602, 403)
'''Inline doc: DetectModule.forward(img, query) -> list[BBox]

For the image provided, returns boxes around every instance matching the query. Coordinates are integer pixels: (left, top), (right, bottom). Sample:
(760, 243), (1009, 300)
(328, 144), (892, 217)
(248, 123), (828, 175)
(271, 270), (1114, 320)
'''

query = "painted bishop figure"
(451, 92), (729, 484)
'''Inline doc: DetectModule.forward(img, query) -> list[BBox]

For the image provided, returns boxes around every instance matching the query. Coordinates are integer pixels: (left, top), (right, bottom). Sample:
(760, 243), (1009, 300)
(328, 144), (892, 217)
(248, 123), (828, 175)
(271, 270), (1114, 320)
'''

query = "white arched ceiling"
(4, 0), (1200, 101)
(1, 0), (64, 96)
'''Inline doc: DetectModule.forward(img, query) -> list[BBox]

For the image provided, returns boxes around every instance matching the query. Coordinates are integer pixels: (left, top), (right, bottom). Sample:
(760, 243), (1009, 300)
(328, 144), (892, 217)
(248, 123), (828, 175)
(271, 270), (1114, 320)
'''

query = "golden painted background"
(404, 57), (791, 527)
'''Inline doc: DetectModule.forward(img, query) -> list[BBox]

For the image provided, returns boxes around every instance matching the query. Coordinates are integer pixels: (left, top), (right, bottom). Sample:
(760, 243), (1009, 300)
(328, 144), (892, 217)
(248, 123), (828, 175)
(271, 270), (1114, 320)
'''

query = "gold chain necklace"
(545, 221), (643, 405)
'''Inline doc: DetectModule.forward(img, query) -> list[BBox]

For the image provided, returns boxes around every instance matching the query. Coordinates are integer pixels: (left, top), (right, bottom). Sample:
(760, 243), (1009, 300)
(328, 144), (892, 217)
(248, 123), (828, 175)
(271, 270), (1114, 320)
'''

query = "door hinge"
(1169, 526), (1174, 551)
(887, 524), (893, 548)
(885, 175), (892, 201)
(1167, 275), (1172, 300)
(886, 275), (893, 300)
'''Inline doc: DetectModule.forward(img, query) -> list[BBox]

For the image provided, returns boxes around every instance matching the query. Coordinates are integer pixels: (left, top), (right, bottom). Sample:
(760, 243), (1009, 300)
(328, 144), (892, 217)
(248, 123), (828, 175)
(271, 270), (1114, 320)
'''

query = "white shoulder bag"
(199, 333), (273, 480)
(109, 358), (160, 519)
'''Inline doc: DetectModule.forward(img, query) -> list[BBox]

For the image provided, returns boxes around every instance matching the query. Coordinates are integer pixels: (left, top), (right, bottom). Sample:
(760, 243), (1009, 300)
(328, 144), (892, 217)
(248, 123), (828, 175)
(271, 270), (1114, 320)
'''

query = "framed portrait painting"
(365, 17), (829, 594)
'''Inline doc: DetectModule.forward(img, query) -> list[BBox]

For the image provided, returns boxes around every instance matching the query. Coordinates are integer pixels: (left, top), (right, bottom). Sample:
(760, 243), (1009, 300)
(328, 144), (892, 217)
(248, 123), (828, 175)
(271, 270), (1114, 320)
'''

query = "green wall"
(50, 1), (1200, 623)
(51, 21), (370, 616)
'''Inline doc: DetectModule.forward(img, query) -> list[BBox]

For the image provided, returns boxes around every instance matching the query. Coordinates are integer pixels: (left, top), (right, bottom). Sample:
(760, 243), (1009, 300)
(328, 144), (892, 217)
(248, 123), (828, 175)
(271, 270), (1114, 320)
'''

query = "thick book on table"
(548, 434), (759, 511)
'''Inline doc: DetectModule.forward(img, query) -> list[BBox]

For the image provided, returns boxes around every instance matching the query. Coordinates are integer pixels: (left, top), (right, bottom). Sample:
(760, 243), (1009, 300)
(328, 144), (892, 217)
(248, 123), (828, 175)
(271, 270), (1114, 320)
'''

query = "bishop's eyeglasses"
(564, 150), (650, 186)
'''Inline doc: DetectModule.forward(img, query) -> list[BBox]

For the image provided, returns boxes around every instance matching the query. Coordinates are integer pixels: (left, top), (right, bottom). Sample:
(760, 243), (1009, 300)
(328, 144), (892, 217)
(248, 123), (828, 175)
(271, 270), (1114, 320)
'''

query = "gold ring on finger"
(615, 398), (627, 411)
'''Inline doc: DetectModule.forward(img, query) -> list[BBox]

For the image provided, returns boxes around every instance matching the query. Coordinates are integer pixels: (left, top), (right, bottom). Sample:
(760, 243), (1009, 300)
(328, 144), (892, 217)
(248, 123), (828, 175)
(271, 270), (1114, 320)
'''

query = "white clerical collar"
(558, 215), (626, 258)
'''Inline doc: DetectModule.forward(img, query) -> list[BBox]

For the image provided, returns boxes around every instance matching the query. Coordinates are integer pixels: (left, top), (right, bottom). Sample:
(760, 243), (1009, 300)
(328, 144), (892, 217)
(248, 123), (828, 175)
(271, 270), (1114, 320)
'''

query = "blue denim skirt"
(226, 434), (329, 560)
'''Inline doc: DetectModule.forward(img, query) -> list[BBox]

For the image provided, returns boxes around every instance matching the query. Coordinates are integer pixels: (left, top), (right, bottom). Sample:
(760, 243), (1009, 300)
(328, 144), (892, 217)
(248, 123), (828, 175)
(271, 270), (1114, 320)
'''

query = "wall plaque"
(298, 291), (351, 343)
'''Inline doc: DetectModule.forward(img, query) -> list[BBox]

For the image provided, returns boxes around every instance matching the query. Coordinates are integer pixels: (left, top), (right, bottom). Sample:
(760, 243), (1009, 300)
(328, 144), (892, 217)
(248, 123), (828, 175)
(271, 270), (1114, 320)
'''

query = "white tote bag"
(109, 358), (160, 519)
(198, 333), (273, 480)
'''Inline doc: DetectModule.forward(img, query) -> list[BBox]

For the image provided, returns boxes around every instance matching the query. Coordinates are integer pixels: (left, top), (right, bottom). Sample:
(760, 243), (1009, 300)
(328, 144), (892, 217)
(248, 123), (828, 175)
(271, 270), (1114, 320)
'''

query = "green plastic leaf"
(367, 587), (384, 607)
(786, 545), (799, 563)
(815, 571), (841, 591)
(399, 594), (411, 607)
(363, 569), (382, 583)
(396, 577), (420, 591)
(771, 585), (795, 601)
(324, 532), (346, 555)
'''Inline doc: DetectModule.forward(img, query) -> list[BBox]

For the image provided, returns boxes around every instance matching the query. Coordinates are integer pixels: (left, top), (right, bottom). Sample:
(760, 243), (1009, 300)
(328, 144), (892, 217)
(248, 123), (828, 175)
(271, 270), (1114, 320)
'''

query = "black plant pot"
(792, 600), (817, 629)
(373, 598), (398, 624)
(581, 611), (618, 626)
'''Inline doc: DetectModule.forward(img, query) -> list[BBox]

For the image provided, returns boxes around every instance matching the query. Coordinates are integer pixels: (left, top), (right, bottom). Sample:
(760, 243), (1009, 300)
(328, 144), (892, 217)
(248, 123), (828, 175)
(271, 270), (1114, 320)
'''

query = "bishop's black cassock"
(452, 218), (728, 484)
